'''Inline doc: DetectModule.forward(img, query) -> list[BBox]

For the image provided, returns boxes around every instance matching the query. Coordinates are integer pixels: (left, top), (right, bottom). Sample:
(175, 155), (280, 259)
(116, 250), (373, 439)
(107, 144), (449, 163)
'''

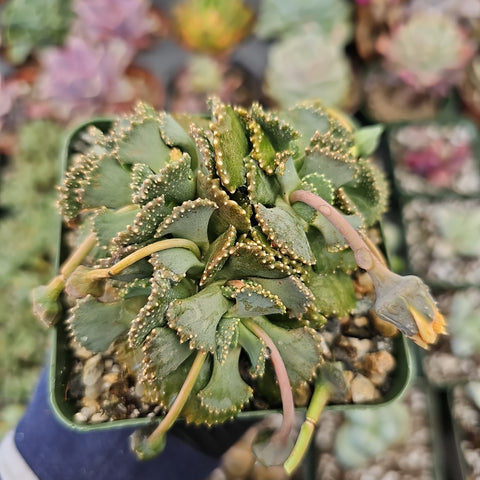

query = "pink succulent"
(400, 132), (471, 187)
(34, 36), (135, 120)
(377, 11), (475, 93)
(71, 0), (158, 49)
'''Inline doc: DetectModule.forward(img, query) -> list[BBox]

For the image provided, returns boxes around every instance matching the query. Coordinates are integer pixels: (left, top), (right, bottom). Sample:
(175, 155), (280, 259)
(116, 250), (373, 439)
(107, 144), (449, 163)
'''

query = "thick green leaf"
(253, 316), (323, 386)
(340, 158), (388, 227)
(307, 228), (357, 273)
(158, 112), (199, 169)
(200, 225), (237, 286)
(132, 153), (196, 205)
(215, 317), (240, 364)
(308, 270), (356, 317)
(67, 295), (137, 352)
(248, 276), (314, 319)
(198, 347), (253, 416)
(197, 176), (251, 233)
(141, 327), (193, 381)
(92, 207), (138, 248)
(113, 107), (171, 171)
(155, 199), (217, 252)
(166, 284), (232, 352)
(255, 200), (315, 265)
(238, 322), (267, 377)
(214, 242), (291, 280)
(225, 280), (286, 317)
(112, 196), (173, 248)
(151, 248), (204, 281)
(210, 99), (249, 193)
(353, 124), (384, 158)
(246, 158), (278, 206)
(128, 276), (193, 348)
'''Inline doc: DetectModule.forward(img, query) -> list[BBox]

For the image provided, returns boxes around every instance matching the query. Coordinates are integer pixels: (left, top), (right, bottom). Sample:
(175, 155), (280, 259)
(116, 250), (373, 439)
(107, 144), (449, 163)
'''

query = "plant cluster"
(34, 99), (445, 473)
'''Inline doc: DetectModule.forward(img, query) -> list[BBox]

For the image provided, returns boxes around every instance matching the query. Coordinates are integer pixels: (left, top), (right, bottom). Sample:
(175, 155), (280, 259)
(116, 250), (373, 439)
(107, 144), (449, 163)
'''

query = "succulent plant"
(255, 0), (353, 47)
(390, 122), (480, 194)
(447, 290), (480, 358)
(376, 11), (475, 94)
(432, 206), (480, 259)
(263, 25), (356, 110)
(34, 36), (135, 120)
(0, 0), (73, 64)
(33, 99), (445, 473)
(169, 0), (255, 55)
(333, 401), (410, 469)
(71, 0), (160, 49)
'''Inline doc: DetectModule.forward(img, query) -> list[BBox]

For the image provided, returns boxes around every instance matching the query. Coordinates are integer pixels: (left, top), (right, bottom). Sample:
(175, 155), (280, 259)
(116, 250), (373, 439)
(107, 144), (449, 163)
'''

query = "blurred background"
(1, 0), (480, 478)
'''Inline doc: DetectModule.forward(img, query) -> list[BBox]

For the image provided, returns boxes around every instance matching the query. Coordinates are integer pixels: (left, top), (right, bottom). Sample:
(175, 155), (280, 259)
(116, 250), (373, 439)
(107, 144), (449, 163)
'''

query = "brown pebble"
(351, 373), (380, 403)
(364, 350), (396, 386)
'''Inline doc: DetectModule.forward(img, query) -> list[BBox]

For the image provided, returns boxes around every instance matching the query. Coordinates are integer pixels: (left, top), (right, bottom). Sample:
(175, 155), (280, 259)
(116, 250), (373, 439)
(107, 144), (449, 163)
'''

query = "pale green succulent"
(0, 0), (73, 64)
(448, 290), (480, 358)
(334, 402), (410, 469)
(264, 25), (355, 110)
(255, 0), (353, 47)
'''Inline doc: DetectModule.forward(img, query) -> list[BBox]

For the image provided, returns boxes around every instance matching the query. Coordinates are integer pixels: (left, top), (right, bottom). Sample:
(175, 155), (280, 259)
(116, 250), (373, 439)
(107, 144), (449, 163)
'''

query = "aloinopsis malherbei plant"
(33, 99), (446, 475)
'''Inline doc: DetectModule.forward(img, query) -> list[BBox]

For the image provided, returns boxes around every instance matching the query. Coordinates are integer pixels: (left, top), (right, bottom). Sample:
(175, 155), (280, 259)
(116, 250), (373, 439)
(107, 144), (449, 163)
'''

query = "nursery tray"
(48, 118), (413, 452)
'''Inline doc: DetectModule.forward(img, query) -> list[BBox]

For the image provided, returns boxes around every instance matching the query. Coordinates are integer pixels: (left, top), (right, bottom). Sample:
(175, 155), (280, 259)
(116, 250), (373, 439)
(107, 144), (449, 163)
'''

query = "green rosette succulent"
(33, 99), (445, 474)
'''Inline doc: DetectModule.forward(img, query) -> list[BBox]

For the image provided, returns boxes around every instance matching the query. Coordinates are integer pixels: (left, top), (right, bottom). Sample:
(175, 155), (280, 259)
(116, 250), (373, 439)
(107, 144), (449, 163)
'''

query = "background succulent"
(33, 36), (135, 121)
(169, 0), (255, 55)
(376, 11), (475, 94)
(448, 290), (480, 358)
(389, 121), (480, 195)
(71, 0), (161, 50)
(0, 0), (73, 65)
(263, 25), (356, 110)
(333, 402), (410, 469)
(255, 0), (353, 46)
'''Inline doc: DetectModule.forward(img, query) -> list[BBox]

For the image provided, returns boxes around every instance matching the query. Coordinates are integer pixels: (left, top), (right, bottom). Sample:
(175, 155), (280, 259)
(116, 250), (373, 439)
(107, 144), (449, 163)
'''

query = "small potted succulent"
(363, 10), (475, 123)
(33, 99), (445, 475)
(165, 0), (259, 114)
(402, 198), (480, 288)
(256, 0), (358, 112)
(387, 119), (480, 198)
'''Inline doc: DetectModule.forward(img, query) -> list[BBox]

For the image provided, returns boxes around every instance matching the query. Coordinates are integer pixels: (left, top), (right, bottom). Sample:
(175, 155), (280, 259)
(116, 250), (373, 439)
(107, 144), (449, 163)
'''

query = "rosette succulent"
(0, 0), (73, 64)
(33, 99), (445, 473)
(34, 36), (135, 120)
(264, 25), (356, 110)
(169, 0), (255, 54)
(376, 11), (475, 94)
(255, 0), (353, 46)
(71, 0), (160, 49)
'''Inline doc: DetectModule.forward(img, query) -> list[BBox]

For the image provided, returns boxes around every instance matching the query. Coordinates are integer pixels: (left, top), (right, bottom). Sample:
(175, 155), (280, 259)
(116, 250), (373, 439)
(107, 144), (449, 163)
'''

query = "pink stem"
(243, 318), (295, 445)
(290, 189), (391, 283)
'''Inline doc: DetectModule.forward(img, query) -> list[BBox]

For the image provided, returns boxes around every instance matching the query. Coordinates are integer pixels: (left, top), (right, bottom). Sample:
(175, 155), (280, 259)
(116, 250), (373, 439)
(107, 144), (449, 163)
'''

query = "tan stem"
(108, 238), (201, 276)
(146, 350), (208, 449)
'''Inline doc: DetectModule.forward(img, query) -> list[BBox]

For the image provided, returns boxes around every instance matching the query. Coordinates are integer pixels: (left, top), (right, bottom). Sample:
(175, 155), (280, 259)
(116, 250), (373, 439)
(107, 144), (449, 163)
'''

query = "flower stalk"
(290, 189), (447, 348)
(243, 317), (295, 447)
